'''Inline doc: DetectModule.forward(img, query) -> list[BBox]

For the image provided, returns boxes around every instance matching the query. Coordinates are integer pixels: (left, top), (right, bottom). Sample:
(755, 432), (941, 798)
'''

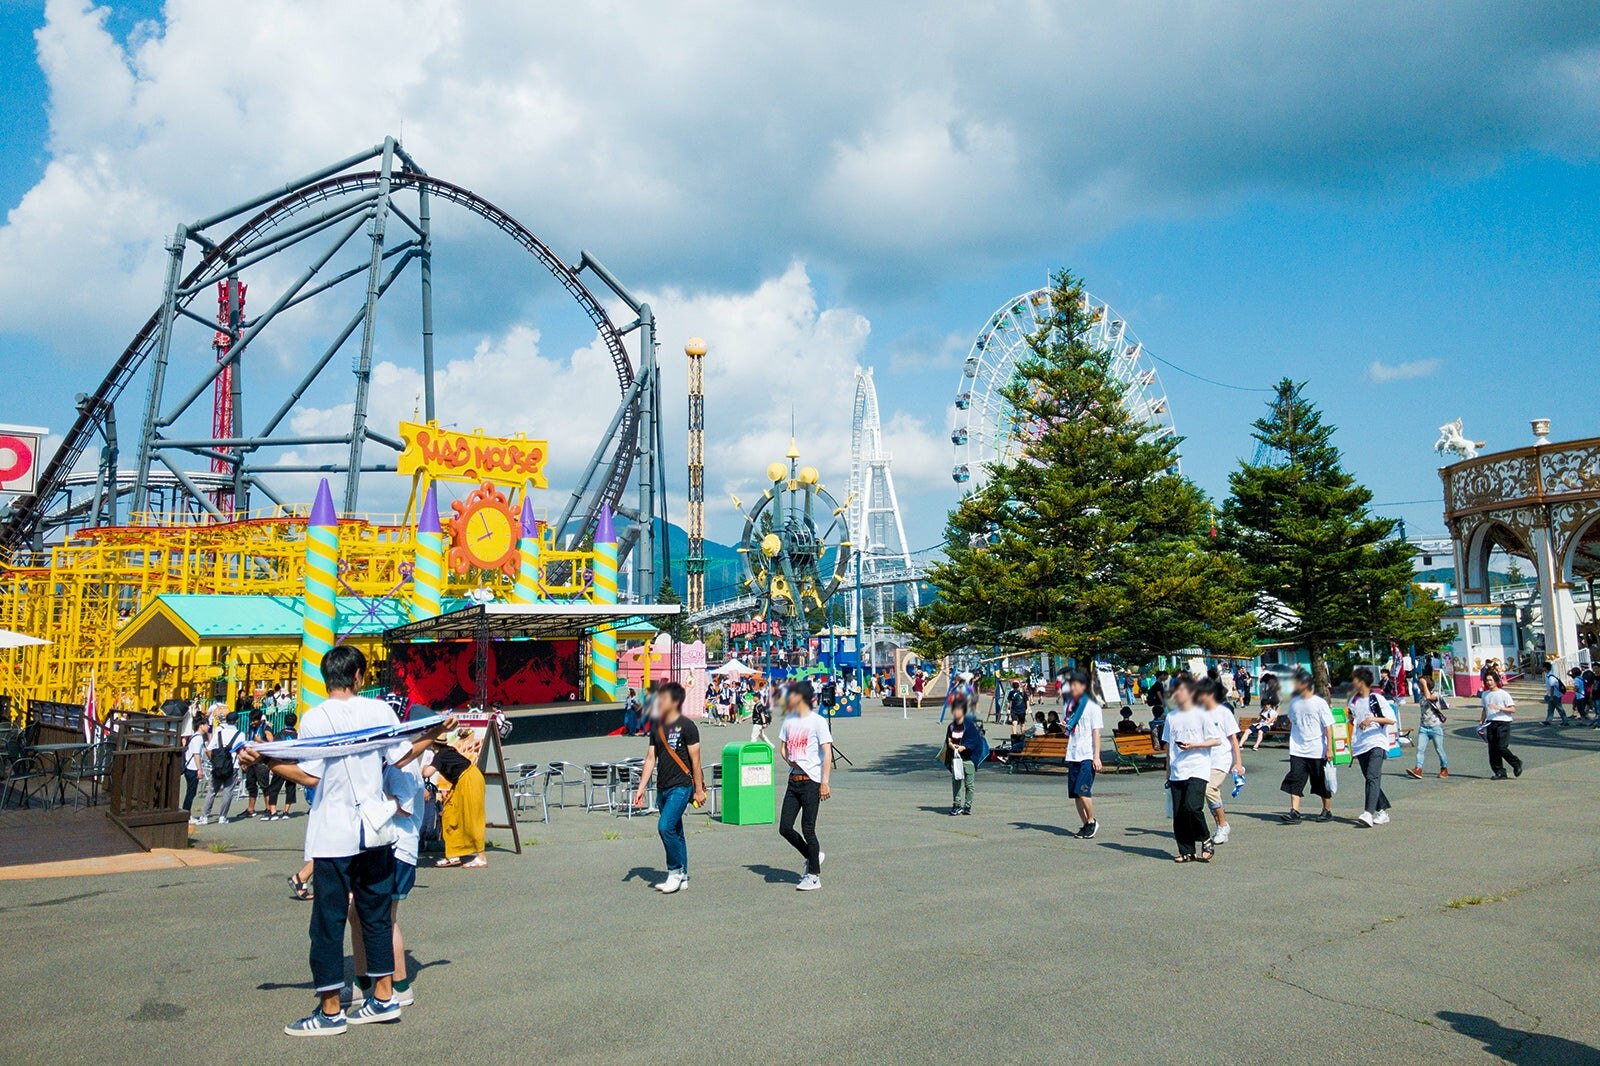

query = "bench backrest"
(1113, 732), (1161, 756)
(1020, 735), (1068, 757)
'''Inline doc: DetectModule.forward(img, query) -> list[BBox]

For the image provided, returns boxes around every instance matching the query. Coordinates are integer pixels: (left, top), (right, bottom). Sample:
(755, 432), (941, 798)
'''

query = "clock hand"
(477, 528), (495, 541)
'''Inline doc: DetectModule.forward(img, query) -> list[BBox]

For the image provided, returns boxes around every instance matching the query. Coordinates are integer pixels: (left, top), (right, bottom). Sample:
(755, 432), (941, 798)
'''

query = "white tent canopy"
(710, 658), (757, 676)
(0, 628), (49, 649)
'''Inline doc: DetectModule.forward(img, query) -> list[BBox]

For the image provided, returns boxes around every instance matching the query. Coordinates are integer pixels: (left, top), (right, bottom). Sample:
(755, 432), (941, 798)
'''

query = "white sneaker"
(1212, 823), (1231, 844)
(1356, 811), (1375, 828)
(1374, 811), (1391, 825)
(655, 872), (686, 894)
(218, 816), (229, 824)
(392, 986), (415, 1007)
(796, 873), (821, 891)
(193, 817), (208, 826)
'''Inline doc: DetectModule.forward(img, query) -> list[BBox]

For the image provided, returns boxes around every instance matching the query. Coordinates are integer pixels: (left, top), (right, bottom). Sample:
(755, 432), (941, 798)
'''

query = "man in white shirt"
(776, 680), (832, 891)
(1196, 679), (1242, 844)
(1160, 677), (1223, 862)
(1060, 670), (1103, 839)
(1478, 672), (1523, 779)
(182, 719), (209, 818)
(1279, 670), (1335, 824)
(240, 646), (450, 1037)
(197, 706), (243, 825)
(1347, 667), (1397, 828)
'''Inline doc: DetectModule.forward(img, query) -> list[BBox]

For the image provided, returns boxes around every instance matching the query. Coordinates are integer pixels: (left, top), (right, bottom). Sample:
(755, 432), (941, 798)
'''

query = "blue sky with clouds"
(0, 1), (1596, 554)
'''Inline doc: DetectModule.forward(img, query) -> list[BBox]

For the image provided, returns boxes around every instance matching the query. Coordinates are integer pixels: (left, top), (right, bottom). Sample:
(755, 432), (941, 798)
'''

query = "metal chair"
(616, 763), (656, 818)
(512, 766), (550, 824)
(583, 762), (615, 812)
(64, 741), (114, 808)
(702, 762), (722, 817)
(1, 756), (51, 810)
(541, 760), (578, 809)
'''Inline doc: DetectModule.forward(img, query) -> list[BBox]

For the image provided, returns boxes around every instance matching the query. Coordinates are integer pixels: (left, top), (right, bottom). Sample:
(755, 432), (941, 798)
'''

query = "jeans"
(201, 773), (235, 820)
(950, 757), (974, 810)
(1415, 724), (1448, 770)
(181, 768), (199, 811)
(657, 785), (691, 875)
(310, 848), (396, 993)
(1356, 749), (1390, 815)
(1544, 695), (1567, 723)
(1170, 777), (1208, 856)
(779, 775), (822, 875)
(1485, 721), (1522, 776)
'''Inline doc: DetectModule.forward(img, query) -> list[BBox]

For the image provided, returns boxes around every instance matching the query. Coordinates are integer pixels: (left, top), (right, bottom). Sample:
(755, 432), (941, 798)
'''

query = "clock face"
(447, 484), (522, 575)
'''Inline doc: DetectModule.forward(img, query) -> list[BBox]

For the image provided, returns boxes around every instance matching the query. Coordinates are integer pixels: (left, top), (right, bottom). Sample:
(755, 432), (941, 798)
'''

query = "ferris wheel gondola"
(950, 286), (1177, 487)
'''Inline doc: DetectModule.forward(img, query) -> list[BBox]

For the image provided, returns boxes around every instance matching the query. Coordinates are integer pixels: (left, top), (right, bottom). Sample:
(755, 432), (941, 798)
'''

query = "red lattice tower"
(212, 278), (245, 515)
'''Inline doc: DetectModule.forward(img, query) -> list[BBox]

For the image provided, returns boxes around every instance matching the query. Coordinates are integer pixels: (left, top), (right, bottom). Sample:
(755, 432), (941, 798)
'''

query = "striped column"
(511, 491), (543, 604)
(589, 503), (619, 700)
(298, 479), (339, 711)
(412, 482), (445, 621)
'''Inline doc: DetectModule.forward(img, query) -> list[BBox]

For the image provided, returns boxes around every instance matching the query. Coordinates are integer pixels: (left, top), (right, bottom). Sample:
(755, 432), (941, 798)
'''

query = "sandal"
(1173, 854), (1195, 864)
(1198, 844), (1214, 863)
(434, 857), (463, 868)
(461, 857), (488, 869)
(287, 874), (313, 901)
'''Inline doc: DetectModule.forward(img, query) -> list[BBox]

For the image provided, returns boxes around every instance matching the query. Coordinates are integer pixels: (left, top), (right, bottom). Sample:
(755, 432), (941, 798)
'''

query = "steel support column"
(344, 136), (397, 513)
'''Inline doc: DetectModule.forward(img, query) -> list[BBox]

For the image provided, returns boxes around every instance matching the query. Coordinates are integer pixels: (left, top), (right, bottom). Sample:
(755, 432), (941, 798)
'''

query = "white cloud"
(1367, 358), (1442, 383)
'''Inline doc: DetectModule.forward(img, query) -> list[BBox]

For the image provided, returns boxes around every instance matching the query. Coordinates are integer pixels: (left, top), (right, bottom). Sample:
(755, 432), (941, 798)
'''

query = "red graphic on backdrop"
(389, 639), (581, 708)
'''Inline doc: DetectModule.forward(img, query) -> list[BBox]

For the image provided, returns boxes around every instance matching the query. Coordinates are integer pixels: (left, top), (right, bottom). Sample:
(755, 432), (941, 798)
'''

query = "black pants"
(266, 774), (297, 806)
(779, 775), (822, 875)
(181, 769), (199, 811)
(310, 849), (395, 993)
(1485, 721), (1522, 777)
(245, 760), (272, 800)
(1170, 778), (1208, 856)
(1356, 749), (1391, 814)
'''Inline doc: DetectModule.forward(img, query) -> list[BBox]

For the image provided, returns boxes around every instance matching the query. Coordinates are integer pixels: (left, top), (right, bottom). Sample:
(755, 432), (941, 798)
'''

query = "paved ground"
(2, 702), (1599, 1064)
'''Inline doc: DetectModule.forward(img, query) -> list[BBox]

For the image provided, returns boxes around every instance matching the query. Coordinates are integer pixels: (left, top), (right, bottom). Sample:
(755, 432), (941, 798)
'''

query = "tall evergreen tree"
(1219, 379), (1448, 695)
(898, 270), (1254, 665)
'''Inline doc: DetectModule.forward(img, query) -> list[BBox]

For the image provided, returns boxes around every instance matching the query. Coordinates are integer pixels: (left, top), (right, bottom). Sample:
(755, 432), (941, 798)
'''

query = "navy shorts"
(393, 860), (416, 901)
(1066, 760), (1095, 798)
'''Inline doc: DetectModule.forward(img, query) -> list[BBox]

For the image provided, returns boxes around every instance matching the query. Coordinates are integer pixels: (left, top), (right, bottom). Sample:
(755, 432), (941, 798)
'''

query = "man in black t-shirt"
(632, 682), (705, 894)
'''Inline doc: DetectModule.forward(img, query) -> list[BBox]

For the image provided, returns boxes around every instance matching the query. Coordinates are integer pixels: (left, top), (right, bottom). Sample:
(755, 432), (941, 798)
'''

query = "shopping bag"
(1325, 762), (1338, 795)
(1164, 780), (1174, 818)
(952, 753), (965, 781)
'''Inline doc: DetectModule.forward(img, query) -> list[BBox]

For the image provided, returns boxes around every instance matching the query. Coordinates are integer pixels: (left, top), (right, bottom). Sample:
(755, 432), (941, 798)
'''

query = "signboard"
(1093, 661), (1121, 706)
(398, 420), (548, 488)
(0, 425), (45, 494)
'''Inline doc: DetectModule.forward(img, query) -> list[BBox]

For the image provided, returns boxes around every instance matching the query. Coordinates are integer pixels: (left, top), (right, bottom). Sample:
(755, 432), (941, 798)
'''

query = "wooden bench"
(997, 734), (1068, 773)
(1110, 731), (1165, 774)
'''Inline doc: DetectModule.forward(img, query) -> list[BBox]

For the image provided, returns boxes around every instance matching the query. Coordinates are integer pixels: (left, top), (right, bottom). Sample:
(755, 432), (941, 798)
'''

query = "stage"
(501, 700), (626, 744)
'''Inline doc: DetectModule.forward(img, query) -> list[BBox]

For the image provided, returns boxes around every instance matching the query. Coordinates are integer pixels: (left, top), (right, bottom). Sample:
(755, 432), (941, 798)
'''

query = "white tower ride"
(849, 368), (918, 655)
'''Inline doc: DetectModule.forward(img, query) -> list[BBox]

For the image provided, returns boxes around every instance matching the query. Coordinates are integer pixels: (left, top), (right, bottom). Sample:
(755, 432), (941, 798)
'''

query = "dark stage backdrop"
(389, 639), (582, 708)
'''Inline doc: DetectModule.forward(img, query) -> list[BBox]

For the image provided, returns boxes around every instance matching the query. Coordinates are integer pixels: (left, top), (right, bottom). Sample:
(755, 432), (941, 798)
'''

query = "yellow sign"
(398, 421), (549, 488)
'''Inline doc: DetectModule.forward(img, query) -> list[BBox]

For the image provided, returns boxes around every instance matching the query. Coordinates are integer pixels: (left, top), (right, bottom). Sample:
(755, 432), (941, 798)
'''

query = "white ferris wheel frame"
(950, 286), (1178, 487)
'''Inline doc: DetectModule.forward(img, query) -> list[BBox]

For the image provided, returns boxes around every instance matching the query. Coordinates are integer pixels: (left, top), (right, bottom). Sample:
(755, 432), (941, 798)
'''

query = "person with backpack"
(1543, 662), (1569, 726)
(632, 682), (704, 895)
(1348, 667), (1398, 828)
(1407, 675), (1450, 779)
(1569, 668), (1590, 722)
(196, 705), (244, 825)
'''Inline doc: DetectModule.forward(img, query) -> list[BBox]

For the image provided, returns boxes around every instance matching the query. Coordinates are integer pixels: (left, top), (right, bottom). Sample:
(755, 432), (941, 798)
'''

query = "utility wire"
(1146, 351), (1275, 393)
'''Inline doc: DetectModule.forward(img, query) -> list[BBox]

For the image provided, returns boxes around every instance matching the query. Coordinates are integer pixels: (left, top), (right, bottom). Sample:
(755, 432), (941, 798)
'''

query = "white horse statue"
(1434, 418), (1485, 461)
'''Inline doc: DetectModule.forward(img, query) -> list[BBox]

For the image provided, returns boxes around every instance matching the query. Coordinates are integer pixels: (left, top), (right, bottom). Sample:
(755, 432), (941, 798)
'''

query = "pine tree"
(1219, 379), (1448, 696)
(655, 577), (693, 644)
(898, 270), (1254, 666)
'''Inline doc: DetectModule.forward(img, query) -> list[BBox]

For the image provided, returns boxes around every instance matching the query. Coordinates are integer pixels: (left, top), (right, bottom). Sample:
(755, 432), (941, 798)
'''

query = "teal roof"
(117, 593), (423, 648)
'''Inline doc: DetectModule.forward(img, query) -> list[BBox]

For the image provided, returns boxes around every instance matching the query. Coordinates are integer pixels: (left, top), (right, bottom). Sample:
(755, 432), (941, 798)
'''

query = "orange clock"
(447, 483), (521, 575)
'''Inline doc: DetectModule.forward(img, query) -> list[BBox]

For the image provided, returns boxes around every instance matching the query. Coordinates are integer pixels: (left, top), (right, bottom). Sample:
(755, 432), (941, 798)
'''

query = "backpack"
(210, 729), (237, 783)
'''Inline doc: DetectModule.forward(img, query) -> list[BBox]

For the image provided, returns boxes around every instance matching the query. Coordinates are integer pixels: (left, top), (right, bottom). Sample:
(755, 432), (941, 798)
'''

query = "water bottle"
(1231, 771), (1246, 798)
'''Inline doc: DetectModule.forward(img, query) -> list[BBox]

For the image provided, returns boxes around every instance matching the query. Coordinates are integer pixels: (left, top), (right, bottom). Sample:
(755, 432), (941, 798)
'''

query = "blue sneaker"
(346, 995), (402, 1025)
(284, 1009), (347, 1037)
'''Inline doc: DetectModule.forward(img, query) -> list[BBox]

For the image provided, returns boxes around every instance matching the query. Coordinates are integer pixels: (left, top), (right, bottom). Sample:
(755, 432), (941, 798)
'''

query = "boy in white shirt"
(1279, 670), (1335, 824)
(1196, 679), (1243, 844)
(776, 680), (832, 891)
(1347, 666), (1398, 828)
(1060, 670), (1104, 839)
(1478, 672), (1523, 779)
(1160, 677), (1223, 863)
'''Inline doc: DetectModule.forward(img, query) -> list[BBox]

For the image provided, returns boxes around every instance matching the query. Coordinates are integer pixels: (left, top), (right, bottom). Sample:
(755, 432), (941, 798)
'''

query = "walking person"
(182, 718), (209, 817)
(1279, 669), (1335, 824)
(1407, 676), (1450, 780)
(751, 686), (773, 745)
(1195, 679), (1242, 845)
(1570, 668), (1590, 722)
(632, 682), (706, 894)
(242, 711), (275, 819)
(197, 706), (244, 825)
(776, 680), (832, 891)
(238, 645), (452, 1036)
(1160, 677), (1221, 863)
(1542, 662), (1569, 726)
(1479, 672), (1524, 780)
(265, 712), (300, 818)
(1060, 670), (1103, 838)
(1348, 667), (1397, 828)
(941, 696), (983, 815)
(349, 751), (425, 1008)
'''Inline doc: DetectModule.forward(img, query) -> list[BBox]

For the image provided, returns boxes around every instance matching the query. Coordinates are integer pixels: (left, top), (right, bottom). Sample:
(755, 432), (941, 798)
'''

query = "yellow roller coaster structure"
(0, 509), (596, 721)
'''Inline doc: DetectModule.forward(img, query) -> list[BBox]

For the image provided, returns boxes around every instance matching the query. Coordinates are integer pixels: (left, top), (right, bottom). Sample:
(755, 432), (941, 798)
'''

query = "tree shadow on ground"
(1011, 821), (1075, 838)
(744, 863), (801, 885)
(1436, 1009), (1598, 1063)
(857, 743), (943, 776)
(1097, 841), (1174, 861)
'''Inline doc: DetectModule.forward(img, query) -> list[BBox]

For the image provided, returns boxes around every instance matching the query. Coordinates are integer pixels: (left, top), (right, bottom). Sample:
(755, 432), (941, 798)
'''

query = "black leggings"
(266, 774), (297, 806)
(1170, 777), (1208, 856)
(779, 775), (822, 875)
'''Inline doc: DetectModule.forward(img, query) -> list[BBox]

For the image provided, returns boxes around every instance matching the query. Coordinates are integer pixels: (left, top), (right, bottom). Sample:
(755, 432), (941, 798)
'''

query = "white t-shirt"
(184, 732), (206, 772)
(1481, 688), (1516, 723)
(1348, 693), (1394, 756)
(1286, 695), (1334, 759)
(297, 696), (411, 861)
(778, 712), (833, 783)
(1164, 706), (1219, 782)
(1063, 697), (1103, 763)
(1205, 705), (1240, 771)
(383, 760), (425, 867)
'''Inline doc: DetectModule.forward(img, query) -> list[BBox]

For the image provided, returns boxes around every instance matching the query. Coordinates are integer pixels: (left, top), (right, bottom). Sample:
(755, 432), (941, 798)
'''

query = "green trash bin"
(721, 742), (775, 825)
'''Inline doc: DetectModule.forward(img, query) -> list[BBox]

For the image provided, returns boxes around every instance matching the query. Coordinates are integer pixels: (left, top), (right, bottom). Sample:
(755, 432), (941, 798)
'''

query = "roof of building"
(115, 593), (422, 649)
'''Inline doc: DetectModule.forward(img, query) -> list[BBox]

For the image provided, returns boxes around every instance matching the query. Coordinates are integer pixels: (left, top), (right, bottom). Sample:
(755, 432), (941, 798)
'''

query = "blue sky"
(0, 1), (1596, 554)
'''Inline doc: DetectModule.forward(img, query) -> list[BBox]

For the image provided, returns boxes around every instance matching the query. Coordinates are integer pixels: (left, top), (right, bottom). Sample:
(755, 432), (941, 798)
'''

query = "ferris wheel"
(950, 286), (1178, 487)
